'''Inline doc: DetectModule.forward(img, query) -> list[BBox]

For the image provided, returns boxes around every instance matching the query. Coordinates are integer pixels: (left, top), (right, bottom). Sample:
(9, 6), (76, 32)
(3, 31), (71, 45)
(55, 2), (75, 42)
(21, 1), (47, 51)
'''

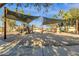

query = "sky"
(0, 3), (79, 27)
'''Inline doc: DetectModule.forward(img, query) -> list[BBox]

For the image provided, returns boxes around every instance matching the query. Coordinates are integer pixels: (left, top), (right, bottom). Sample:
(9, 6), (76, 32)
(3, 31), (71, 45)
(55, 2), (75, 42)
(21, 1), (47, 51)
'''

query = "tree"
(6, 19), (16, 32)
(7, 3), (52, 15)
(58, 10), (65, 18)
(69, 8), (79, 34)
(58, 10), (66, 32)
(58, 10), (72, 32)
(63, 12), (71, 32)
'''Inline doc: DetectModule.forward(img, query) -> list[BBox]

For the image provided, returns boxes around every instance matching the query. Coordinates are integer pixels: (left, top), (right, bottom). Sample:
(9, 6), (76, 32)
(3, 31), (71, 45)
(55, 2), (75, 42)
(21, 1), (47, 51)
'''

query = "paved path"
(0, 32), (79, 56)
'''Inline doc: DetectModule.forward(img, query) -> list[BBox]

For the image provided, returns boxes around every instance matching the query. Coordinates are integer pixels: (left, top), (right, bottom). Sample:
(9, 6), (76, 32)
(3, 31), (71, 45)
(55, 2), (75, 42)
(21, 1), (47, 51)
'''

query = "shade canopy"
(43, 17), (64, 25)
(6, 8), (39, 23)
(4, 8), (64, 25)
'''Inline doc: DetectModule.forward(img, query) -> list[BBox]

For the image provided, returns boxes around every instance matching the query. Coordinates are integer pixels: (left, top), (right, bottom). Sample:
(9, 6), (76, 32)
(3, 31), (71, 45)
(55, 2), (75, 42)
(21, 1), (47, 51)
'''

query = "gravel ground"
(0, 32), (79, 56)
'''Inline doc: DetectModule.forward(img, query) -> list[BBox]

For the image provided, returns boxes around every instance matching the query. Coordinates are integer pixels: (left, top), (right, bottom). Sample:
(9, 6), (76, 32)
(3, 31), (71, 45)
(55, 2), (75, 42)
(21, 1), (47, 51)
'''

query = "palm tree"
(69, 8), (79, 34)
(58, 10), (72, 32)
(58, 10), (66, 32)
(58, 10), (65, 17)
(63, 12), (71, 32)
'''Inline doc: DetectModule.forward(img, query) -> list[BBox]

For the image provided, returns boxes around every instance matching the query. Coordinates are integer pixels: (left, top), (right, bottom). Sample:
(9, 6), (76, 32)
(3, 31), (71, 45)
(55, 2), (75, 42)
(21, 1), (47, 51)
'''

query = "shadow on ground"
(0, 32), (79, 56)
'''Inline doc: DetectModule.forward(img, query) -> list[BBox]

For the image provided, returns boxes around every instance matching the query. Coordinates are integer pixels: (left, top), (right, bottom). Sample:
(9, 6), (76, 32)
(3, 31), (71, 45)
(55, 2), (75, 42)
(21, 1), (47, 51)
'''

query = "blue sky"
(0, 3), (79, 27)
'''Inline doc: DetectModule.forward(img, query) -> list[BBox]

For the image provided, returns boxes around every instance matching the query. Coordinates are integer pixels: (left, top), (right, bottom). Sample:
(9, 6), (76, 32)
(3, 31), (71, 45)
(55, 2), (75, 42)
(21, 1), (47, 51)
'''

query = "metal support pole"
(4, 7), (7, 39)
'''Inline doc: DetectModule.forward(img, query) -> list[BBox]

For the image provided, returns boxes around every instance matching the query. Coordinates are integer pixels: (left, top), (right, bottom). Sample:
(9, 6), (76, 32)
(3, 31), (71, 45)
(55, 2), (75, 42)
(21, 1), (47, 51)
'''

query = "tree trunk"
(71, 19), (73, 26)
(41, 26), (43, 33)
(32, 25), (33, 33)
(65, 20), (68, 32)
(27, 26), (30, 34)
(76, 19), (79, 34)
